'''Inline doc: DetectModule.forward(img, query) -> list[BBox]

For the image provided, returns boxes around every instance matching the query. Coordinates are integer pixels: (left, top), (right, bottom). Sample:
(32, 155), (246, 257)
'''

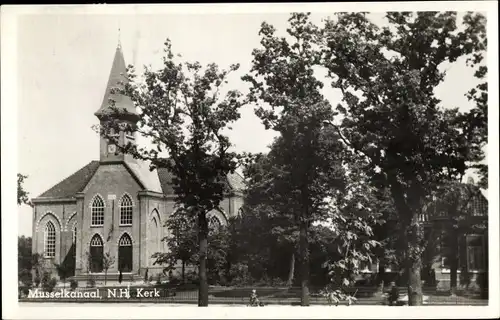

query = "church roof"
(156, 167), (245, 196)
(94, 45), (137, 118)
(227, 172), (245, 192)
(125, 160), (163, 194)
(35, 160), (245, 200)
(157, 167), (175, 195)
(37, 161), (100, 199)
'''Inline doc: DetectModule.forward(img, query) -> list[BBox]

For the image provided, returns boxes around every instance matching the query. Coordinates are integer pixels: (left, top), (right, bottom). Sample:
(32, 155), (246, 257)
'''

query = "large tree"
(244, 13), (376, 305)
(100, 39), (245, 306)
(240, 147), (300, 286)
(319, 12), (487, 305)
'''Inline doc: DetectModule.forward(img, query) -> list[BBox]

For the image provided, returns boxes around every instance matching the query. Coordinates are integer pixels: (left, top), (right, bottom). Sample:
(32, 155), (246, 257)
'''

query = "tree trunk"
(198, 213), (209, 307)
(182, 260), (186, 284)
(449, 226), (459, 296)
(377, 262), (385, 293)
(286, 252), (295, 287)
(408, 221), (423, 306)
(104, 271), (107, 285)
(299, 222), (310, 306)
(389, 181), (423, 306)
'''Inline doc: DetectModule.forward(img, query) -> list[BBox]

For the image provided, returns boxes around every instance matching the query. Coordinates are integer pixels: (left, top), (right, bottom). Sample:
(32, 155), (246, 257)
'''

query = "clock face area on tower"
(108, 144), (117, 154)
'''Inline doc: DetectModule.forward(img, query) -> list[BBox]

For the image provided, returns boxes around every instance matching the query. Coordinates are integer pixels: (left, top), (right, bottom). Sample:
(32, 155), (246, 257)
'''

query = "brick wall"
(33, 202), (77, 276)
(80, 163), (142, 274)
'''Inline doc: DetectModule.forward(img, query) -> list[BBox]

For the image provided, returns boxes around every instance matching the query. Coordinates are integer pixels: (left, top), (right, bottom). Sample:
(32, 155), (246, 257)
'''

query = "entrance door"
(89, 234), (103, 273)
(118, 234), (133, 272)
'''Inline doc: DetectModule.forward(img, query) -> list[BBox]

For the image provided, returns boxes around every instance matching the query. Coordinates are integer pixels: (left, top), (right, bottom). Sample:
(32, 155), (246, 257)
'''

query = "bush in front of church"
(41, 272), (57, 293)
(70, 279), (78, 291)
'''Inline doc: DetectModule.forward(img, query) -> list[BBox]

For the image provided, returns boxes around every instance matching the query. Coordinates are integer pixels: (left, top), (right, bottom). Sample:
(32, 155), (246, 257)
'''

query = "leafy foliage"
(243, 12), (347, 306)
(155, 209), (231, 285)
(54, 260), (74, 288)
(18, 236), (33, 272)
(41, 271), (57, 292)
(102, 252), (116, 285)
(70, 279), (78, 291)
(99, 38), (245, 306)
(17, 173), (31, 206)
(318, 11), (487, 305)
(153, 209), (198, 272)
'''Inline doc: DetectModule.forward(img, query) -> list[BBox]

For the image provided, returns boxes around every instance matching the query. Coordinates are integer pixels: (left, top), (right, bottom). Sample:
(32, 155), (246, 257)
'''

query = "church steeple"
(95, 41), (138, 120)
(97, 39), (138, 164)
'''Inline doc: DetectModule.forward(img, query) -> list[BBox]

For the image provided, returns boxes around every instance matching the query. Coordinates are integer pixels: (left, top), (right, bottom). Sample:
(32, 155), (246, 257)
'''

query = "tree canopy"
(318, 11), (487, 305)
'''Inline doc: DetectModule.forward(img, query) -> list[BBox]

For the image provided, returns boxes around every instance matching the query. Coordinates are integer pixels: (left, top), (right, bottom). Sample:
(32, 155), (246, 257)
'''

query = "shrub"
(19, 269), (33, 287)
(41, 272), (50, 288)
(228, 263), (252, 286)
(70, 279), (78, 291)
(34, 275), (41, 288)
(217, 275), (229, 287)
(87, 276), (96, 288)
(271, 277), (288, 287)
(41, 273), (57, 293)
(21, 285), (30, 297)
(169, 275), (181, 286)
(149, 275), (153, 283)
(185, 271), (199, 285)
(49, 278), (58, 290)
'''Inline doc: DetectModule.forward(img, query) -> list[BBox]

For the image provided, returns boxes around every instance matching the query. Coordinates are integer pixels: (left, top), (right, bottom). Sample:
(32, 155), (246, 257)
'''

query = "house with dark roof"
(356, 180), (488, 295)
(31, 43), (245, 283)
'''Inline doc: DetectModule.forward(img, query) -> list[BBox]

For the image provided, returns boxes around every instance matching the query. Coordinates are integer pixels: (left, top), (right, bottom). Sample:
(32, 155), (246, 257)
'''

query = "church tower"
(95, 42), (139, 163)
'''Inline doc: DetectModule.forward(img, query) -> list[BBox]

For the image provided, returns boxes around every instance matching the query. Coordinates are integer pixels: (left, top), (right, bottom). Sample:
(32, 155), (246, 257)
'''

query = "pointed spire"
(95, 37), (138, 120)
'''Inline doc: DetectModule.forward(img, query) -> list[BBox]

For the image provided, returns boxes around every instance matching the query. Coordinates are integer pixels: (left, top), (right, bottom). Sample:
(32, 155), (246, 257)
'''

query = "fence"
(19, 284), (488, 305)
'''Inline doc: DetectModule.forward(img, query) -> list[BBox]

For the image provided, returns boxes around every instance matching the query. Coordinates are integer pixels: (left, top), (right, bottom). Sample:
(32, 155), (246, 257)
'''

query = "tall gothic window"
(91, 195), (104, 226)
(470, 195), (488, 217)
(120, 195), (133, 225)
(151, 216), (160, 254)
(208, 215), (222, 235)
(89, 234), (104, 273)
(44, 221), (56, 258)
(118, 233), (133, 272)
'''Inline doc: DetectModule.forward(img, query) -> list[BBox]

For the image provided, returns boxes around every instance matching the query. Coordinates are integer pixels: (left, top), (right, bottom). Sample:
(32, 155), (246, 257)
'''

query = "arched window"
(44, 221), (56, 258)
(151, 217), (160, 254)
(89, 234), (104, 273)
(118, 234), (133, 272)
(120, 195), (133, 225)
(208, 215), (222, 235)
(91, 195), (104, 226)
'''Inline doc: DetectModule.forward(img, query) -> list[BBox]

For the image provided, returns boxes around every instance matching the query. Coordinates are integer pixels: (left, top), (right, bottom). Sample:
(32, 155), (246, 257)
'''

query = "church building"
(31, 43), (245, 283)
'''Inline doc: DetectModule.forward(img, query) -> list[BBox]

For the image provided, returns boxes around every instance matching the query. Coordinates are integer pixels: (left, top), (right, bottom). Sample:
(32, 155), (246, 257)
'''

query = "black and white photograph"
(1, 2), (498, 319)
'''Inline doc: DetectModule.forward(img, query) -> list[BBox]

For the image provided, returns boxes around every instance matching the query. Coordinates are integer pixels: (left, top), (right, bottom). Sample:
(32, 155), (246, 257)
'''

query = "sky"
(15, 9), (490, 237)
